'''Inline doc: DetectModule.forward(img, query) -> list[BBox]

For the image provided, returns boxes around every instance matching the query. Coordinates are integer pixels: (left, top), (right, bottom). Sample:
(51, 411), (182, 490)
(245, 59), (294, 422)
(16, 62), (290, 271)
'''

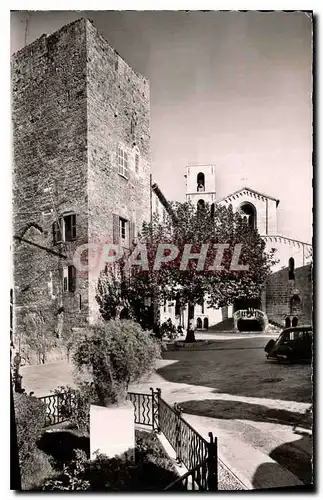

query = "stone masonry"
(265, 264), (312, 327)
(12, 18), (151, 364)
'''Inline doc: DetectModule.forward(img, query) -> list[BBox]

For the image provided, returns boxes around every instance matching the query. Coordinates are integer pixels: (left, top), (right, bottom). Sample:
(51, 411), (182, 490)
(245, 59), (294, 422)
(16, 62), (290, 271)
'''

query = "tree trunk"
(185, 301), (196, 342)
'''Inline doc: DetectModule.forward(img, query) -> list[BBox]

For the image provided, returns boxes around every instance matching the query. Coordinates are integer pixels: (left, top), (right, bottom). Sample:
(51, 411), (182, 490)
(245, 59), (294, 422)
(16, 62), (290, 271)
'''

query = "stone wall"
(12, 18), (151, 361)
(86, 20), (151, 323)
(265, 264), (312, 327)
(12, 19), (90, 363)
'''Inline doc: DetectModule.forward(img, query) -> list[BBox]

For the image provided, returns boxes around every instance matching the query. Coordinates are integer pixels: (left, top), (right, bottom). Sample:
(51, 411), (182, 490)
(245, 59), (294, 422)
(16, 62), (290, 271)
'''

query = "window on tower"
(288, 257), (295, 280)
(197, 172), (205, 192)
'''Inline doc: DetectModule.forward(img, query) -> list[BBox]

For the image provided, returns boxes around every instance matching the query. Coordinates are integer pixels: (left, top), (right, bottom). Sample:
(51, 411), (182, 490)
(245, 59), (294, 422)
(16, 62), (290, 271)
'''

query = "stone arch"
(196, 317), (202, 329)
(238, 202), (257, 230)
(203, 317), (209, 330)
(285, 317), (291, 328)
(19, 222), (44, 240)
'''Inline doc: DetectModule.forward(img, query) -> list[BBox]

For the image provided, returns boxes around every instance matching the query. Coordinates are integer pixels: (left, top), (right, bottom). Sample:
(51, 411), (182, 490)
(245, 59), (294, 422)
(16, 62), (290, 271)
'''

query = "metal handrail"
(164, 458), (208, 491)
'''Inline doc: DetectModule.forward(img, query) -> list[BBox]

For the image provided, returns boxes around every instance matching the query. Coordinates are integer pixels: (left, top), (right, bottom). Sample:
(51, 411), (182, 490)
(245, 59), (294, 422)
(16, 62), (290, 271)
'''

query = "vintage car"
(264, 325), (313, 362)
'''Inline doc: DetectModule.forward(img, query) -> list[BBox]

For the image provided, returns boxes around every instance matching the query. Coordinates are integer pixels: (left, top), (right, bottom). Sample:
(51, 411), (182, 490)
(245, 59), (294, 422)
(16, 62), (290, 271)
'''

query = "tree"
(134, 201), (277, 342)
(72, 320), (161, 407)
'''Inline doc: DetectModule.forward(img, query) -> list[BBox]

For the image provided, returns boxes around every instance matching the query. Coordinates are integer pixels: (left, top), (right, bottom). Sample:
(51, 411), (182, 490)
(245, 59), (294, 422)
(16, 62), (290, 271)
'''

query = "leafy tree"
(95, 203), (276, 342)
(133, 201), (277, 342)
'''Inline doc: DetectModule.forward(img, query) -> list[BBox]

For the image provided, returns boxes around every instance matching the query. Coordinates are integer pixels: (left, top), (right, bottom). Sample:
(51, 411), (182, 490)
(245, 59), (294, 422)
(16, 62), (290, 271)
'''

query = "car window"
(280, 329), (312, 342)
(291, 331), (306, 340)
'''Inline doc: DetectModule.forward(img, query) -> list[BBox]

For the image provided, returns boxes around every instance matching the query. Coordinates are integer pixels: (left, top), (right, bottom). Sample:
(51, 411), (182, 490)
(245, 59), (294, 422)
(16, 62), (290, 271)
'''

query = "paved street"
(132, 333), (313, 489)
(20, 332), (312, 489)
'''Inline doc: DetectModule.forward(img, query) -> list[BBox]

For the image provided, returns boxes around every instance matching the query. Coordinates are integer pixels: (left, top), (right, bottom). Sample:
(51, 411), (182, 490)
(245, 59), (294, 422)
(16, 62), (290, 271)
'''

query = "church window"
(239, 202), (257, 230)
(197, 172), (205, 192)
(288, 257), (295, 280)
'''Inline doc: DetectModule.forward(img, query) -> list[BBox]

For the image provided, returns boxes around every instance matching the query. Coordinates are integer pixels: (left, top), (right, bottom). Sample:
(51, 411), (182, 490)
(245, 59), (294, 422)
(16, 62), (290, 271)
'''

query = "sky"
(10, 10), (313, 243)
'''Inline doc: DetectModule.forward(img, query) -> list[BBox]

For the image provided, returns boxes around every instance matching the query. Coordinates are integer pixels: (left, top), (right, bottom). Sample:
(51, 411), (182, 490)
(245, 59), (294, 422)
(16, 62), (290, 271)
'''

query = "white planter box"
(90, 400), (135, 460)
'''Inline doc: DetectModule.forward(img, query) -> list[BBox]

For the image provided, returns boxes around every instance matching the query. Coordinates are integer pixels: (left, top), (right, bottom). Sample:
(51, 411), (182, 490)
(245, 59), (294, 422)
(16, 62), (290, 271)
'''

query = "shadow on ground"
(37, 429), (90, 468)
(252, 432), (313, 487)
(181, 399), (313, 486)
(159, 337), (312, 403)
(180, 399), (312, 429)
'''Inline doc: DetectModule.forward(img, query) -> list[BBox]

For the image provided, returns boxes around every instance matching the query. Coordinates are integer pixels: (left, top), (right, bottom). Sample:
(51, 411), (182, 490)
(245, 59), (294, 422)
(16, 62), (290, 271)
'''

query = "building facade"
(159, 164), (312, 331)
(12, 18), (151, 363)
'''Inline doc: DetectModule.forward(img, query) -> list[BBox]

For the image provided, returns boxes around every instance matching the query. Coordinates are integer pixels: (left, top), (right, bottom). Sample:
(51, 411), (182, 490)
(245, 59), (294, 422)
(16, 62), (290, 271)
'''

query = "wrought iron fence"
(158, 396), (208, 470)
(127, 389), (157, 429)
(38, 387), (218, 490)
(164, 459), (208, 491)
(39, 392), (73, 427)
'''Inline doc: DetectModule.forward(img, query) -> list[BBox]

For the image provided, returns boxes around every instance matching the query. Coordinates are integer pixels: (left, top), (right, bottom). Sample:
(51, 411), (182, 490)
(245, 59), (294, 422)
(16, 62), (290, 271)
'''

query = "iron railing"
(158, 396), (208, 470)
(164, 458), (208, 491)
(39, 392), (74, 427)
(38, 388), (218, 490)
(127, 388), (159, 430)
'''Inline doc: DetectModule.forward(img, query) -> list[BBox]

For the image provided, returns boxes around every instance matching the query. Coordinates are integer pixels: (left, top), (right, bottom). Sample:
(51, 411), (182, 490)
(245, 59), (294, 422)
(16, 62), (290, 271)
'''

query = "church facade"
(159, 164), (312, 331)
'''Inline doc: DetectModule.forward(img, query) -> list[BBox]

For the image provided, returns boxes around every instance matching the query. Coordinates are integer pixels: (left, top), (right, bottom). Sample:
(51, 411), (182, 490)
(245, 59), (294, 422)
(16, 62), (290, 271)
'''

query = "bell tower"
(185, 164), (216, 209)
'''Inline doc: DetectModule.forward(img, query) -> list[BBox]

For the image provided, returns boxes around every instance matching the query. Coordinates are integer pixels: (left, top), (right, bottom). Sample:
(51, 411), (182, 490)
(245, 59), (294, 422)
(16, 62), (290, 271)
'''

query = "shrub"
(13, 393), (54, 489)
(72, 320), (161, 406)
(14, 393), (45, 471)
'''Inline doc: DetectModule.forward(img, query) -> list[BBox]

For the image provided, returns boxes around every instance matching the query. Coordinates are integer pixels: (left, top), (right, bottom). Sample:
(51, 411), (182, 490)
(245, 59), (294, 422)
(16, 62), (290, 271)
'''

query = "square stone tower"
(11, 18), (151, 364)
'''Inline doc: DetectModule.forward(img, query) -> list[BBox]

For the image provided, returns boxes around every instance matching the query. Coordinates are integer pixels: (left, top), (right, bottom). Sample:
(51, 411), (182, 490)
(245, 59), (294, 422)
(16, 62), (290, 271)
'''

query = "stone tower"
(185, 164), (216, 209)
(12, 18), (151, 364)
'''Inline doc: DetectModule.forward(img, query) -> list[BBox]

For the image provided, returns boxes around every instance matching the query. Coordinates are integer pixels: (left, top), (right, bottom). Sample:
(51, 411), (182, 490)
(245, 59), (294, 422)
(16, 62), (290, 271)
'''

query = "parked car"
(265, 325), (313, 362)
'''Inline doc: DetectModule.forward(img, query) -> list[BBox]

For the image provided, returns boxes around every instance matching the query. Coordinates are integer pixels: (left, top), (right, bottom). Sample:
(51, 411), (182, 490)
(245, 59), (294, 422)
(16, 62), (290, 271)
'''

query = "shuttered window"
(113, 215), (135, 249)
(65, 214), (76, 241)
(53, 221), (63, 244)
(53, 214), (76, 245)
(63, 265), (76, 292)
(68, 265), (76, 292)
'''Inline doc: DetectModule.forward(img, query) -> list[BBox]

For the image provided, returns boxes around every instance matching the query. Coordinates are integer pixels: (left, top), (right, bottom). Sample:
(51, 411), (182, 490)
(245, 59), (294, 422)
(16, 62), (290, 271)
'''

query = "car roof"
(281, 325), (312, 333)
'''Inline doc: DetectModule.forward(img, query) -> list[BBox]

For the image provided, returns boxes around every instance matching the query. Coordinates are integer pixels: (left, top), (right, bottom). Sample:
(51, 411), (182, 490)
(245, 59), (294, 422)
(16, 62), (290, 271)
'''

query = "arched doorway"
(197, 199), (205, 211)
(203, 317), (209, 330)
(237, 318), (262, 332)
(292, 317), (298, 327)
(285, 317), (291, 328)
(120, 308), (130, 319)
(238, 202), (257, 230)
(196, 317), (202, 329)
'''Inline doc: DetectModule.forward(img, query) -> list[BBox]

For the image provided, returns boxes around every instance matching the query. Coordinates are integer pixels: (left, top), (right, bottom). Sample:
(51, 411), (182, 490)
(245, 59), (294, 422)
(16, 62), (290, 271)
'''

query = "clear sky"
(11, 10), (313, 243)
